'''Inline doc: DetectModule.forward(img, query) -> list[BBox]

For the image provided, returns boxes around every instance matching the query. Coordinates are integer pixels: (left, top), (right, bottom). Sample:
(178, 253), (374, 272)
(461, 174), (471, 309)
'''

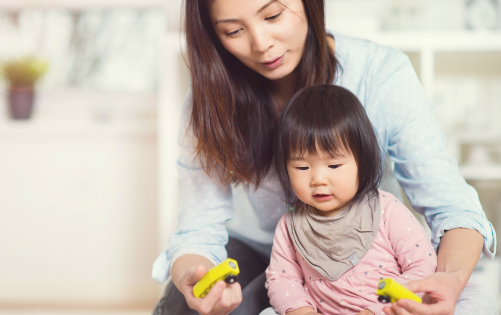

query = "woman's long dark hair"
(274, 85), (383, 206)
(184, 0), (338, 187)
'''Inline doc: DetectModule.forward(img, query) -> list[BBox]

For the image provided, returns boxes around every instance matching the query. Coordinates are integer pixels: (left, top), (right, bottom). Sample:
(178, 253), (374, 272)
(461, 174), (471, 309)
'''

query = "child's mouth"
(313, 194), (333, 201)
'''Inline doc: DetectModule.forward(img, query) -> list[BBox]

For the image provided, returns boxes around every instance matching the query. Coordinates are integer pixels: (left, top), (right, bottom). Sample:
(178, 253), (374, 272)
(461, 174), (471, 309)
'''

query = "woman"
(152, 0), (497, 315)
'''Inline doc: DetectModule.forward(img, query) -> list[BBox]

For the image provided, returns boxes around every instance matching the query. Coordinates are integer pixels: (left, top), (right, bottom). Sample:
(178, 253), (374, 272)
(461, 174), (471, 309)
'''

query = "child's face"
(287, 148), (358, 217)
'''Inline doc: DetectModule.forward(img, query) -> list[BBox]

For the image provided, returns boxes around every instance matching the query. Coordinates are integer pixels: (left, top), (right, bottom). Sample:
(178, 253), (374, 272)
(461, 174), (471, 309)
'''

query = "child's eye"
(265, 11), (283, 21)
(296, 167), (309, 170)
(329, 165), (341, 169)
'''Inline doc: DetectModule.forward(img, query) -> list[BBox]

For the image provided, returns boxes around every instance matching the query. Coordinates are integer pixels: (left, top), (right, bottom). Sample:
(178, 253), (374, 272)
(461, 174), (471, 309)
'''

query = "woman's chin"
(259, 68), (293, 81)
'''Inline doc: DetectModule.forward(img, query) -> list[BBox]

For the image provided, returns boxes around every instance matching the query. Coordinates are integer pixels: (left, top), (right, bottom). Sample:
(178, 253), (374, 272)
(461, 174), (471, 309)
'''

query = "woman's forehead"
(210, 0), (280, 20)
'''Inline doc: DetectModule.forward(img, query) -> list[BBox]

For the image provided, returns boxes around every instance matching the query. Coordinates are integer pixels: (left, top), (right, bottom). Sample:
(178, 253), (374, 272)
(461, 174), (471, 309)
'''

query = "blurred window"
(0, 8), (166, 92)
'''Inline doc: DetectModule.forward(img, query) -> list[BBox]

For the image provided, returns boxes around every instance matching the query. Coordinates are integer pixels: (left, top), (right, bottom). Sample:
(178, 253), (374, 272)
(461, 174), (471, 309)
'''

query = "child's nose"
(311, 171), (327, 185)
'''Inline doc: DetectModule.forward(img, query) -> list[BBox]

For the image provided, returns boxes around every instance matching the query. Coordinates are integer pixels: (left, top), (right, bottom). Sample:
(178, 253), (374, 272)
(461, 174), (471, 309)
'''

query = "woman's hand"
(382, 271), (463, 315)
(180, 265), (242, 315)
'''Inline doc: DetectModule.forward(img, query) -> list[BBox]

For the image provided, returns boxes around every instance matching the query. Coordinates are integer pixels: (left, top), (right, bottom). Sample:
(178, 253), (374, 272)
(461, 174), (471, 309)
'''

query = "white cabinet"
(0, 92), (160, 307)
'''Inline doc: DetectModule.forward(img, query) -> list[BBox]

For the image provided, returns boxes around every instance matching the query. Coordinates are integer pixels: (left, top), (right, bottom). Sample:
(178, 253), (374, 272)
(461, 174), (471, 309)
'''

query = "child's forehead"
(288, 148), (350, 161)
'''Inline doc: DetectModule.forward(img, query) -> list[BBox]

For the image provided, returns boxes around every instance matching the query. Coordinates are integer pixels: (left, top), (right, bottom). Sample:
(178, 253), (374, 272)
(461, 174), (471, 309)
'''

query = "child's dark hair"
(274, 85), (383, 206)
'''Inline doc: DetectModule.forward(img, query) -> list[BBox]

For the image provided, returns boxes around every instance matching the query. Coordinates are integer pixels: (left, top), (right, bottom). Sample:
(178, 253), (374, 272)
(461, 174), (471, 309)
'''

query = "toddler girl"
(261, 85), (437, 315)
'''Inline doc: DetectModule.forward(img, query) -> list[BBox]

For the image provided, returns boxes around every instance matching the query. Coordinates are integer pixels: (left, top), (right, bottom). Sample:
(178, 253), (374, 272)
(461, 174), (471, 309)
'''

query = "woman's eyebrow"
(215, 0), (275, 25)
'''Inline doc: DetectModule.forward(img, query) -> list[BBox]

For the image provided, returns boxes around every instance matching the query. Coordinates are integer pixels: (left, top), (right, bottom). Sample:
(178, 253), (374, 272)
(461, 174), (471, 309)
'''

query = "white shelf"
(0, 90), (157, 141)
(0, 120), (157, 141)
(453, 131), (501, 144)
(459, 165), (501, 181)
(0, 0), (167, 10)
(368, 30), (501, 52)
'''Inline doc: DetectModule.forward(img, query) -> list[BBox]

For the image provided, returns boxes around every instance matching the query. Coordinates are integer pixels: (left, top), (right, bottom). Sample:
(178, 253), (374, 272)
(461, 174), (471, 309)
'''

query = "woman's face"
(210, 0), (308, 81)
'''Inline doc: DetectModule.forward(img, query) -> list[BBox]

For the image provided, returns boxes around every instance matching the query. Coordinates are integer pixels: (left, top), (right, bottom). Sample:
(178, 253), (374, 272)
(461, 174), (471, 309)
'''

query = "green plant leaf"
(0, 56), (49, 88)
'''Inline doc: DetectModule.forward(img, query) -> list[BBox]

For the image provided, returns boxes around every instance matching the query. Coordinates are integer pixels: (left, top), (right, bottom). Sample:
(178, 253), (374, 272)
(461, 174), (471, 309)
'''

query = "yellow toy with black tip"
(193, 258), (240, 298)
(377, 278), (422, 304)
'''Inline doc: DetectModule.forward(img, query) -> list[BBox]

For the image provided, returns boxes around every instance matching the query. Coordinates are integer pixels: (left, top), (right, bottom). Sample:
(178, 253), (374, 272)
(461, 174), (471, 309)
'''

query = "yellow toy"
(377, 278), (422, 304)
(193, 258), (240, 298)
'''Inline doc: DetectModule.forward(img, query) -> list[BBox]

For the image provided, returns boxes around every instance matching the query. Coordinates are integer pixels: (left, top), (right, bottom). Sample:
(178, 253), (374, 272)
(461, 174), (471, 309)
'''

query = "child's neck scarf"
(285, 193), (381, 281)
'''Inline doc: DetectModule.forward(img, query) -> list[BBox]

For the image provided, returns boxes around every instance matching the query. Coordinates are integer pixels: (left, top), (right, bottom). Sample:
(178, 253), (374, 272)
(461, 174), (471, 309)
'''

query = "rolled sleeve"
(371, 48), (496, 258)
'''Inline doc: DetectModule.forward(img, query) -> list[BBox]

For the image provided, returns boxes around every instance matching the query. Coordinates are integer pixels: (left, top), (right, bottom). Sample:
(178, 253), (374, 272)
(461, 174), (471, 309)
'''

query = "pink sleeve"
(385, 196), (438, 284)
(265, 215), (317, 315)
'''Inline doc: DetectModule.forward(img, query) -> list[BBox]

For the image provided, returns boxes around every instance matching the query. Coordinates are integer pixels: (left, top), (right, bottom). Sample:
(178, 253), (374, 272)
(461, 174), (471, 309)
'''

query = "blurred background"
(0, 0), (500, 314)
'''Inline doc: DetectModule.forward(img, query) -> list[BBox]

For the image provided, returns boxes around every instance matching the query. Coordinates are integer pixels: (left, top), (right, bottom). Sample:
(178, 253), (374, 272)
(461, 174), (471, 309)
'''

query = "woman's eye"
(265, 11), (283, 21)
(296, 167), (309, 170)
(329, 165), (341, 169)
(227, 29), (241, 37)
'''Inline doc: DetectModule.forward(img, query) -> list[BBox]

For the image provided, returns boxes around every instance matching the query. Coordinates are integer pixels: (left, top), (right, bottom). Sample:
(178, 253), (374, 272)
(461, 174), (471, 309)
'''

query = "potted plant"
(0, 56), (48, 119)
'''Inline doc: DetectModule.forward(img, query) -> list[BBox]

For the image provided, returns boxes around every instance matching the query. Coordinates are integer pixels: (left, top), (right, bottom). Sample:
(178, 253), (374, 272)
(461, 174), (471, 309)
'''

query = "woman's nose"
(250, 26), (274, 53)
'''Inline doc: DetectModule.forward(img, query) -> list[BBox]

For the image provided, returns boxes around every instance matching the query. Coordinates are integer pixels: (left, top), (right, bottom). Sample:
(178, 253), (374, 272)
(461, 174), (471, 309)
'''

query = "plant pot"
(8, 86), (35, 120)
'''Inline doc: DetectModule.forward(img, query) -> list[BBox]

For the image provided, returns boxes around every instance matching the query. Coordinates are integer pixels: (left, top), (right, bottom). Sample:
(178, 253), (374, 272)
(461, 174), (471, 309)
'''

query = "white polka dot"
(286, 293), (289, 296)
(407, 228), (410, 231)
(292, 284), (295, 287)
(305, 287), (308, 291)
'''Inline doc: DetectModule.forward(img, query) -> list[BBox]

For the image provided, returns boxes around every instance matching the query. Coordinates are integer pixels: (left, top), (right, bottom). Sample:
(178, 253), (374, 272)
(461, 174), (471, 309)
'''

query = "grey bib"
(286, 193), (381, 281)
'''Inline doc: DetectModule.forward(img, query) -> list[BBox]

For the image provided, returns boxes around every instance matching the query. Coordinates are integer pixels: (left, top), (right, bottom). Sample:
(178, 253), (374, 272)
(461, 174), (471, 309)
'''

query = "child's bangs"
(285, 121), (353, 161)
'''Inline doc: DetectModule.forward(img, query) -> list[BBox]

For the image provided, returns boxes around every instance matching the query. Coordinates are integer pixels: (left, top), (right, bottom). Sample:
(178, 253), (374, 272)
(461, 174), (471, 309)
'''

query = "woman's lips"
(261, 55), (284, 69)
(313, 194), (333, 202)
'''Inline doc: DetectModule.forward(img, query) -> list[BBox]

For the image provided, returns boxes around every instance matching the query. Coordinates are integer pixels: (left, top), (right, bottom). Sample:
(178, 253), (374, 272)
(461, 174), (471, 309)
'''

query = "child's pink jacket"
(265, 191), (437, 315)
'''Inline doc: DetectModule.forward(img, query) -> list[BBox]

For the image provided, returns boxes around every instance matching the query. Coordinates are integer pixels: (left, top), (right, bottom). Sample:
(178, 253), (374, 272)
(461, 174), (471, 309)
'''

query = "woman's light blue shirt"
(152, 31), (496, 283)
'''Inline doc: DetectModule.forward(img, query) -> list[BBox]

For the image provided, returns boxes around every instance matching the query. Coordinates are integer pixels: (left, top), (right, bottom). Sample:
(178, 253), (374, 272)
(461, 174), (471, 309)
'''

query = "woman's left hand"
(382, 271), (463, 315)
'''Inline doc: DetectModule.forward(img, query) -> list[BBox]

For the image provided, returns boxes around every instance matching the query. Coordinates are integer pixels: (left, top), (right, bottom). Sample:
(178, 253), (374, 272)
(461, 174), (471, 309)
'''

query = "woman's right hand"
(180, 265), (243, 315)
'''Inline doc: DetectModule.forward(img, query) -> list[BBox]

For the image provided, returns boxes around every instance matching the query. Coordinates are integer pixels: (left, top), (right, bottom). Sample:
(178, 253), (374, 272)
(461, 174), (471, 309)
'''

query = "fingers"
(219, 282), (242, 309)
(403, 278), (428, 293)
(197, 281), (226, 314)
(382, 305), (396, 315)
(194, 265), (209, 282)
(182, 265), (208, 287)
(396, 299), (452, 315)
(390, 302), (414, 315)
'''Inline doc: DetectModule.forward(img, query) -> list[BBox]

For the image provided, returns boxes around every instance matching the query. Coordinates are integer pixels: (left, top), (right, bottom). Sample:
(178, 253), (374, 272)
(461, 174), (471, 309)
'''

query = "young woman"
(152, 1), (497, 314)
